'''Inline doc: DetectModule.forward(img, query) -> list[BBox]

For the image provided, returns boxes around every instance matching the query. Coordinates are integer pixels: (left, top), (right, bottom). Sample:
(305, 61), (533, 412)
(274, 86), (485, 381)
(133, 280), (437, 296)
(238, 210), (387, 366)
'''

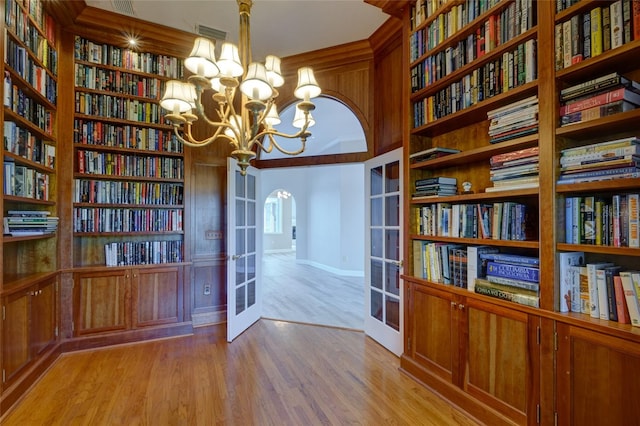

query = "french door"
(226, 158), (261, 342)
(364, 148), (403, 356)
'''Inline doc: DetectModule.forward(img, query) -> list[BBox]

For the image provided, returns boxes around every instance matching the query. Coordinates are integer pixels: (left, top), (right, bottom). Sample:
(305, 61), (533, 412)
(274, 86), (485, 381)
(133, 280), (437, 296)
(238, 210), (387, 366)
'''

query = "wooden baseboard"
(400, 355), (519, 426)
(59, 322), (194, 353)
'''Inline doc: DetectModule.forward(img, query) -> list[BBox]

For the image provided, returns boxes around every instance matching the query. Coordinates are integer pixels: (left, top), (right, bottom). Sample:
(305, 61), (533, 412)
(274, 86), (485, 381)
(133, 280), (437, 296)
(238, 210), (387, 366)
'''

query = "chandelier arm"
(171, 124), (218, 148)
(250, 128), (309, 156)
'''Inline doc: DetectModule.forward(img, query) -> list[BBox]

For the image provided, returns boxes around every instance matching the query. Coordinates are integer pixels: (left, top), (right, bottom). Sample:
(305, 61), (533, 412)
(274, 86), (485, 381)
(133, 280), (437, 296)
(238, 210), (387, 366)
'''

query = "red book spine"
(634, 0), (640, 40)
(560, 87), (640, 115)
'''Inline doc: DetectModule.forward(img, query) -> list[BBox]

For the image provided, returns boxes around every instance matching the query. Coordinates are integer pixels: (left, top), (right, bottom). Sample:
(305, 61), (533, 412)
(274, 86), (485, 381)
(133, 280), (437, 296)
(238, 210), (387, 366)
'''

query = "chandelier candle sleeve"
(160, 0), (321, 175)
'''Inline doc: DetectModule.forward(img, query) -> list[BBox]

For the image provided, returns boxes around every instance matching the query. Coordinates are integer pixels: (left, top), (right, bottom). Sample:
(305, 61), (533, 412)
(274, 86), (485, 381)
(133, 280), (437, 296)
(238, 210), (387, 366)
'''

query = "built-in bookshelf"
(402, 0), (640, 424)
(72, 35), (185, 268)
(2, 0), (58, 287)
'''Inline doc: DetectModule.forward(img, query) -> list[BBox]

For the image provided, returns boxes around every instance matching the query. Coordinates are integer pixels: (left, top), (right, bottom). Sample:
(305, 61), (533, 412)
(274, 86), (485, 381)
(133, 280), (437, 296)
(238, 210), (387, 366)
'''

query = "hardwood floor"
(262, 251), (364, 329)
(2, 320), (480, 425)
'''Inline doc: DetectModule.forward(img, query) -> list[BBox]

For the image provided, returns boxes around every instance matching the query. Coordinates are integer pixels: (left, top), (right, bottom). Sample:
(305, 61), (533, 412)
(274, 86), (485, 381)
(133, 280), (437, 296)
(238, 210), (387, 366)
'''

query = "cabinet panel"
(465, 302), (529, 421)
(30, 278), (56, 356)
(2, 292), (30, 387)
(133, 266), (182, 327)
(557, 323), (640, 425)
(74, 271), (129, 335)
(410, 284), (455, 381)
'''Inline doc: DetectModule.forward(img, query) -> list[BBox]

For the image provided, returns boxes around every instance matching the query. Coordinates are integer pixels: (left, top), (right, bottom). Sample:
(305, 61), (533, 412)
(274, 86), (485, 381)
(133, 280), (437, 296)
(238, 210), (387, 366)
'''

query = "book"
(474, 279), (540, 307)
(560, 100), (636, 126)
(610, 1), (624, 49)
(576, 266), (591, 314)
(486, 261), (539, 283)
(410, 147), (460, 162)
(485, 274), (540, 292)
(590, 7), (603, 57)
(560, 136), (640, 157)
(587, 262), (614, 319)
(635, 0), (640, 40)
(620, 271), (640, 326)
(560, 144), (640, 166)
(415, 176), (457, 186)
(558, 251), (585, 313)
(603, 4), (611, 52)
(559, 87), (640, 115)
(596, 266), (621, 320)
(479, 252), (540, 266)
(629, 193), (640, 248)
(613, 275), (631, 324)
(560, 72), (640, 101)
(466, 245), (499, 292)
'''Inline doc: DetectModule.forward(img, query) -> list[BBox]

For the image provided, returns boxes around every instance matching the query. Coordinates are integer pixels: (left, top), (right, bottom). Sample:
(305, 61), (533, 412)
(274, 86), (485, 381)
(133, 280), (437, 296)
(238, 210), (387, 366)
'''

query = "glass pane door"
(364, 148), (403, 356)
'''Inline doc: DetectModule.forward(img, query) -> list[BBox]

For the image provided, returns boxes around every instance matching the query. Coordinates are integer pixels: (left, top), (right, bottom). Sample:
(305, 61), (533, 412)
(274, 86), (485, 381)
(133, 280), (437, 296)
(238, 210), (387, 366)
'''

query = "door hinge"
(554, 332), (558, 351)
(407, 336), (411, 352)
(537, 404), (541, 424)
(537, 326), (541, 345)
(2, 305), (5, 321)
(2, 369), (5, 384)
(55, 326), (59, 337)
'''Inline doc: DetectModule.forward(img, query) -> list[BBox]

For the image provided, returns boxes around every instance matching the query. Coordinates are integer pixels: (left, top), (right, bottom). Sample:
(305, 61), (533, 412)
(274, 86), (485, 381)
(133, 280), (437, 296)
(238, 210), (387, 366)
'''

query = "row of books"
(75, 92), (164, 124)
(413, 176), (457, 198)
(410, 0), (535, 89)
(74, 36), (184, 79)
(73, 119), (183, 153)
(77, 150), (184, 179)
(557, 136), (640, 184)
(75, 63), (164, 99)
(410, 0), (505, 31)
(486, 145), (539, 192)
(73, 207), (183, 233)
(5, 1), (58, 72)
(413, 242), (540, 307)
(3, 161), (50, 200)
(74, 179), (184, 205)
(104, 240), (184, 266)
(416, 200), (535, 241)
(555, 1), (640, 71)
(559, 252), (640, 327)
(565, 193), (639, 248)
(5, 78), (54, 133)
(4, 37), (57, 102)
(3, 210), (57, 236)
(413, 39), (536, 127)
(409, 146), (460, 164)
(4, 121), (56, 168)
(487, 96), (538, 144)
(559, 73), (640, 126)
(5, 0), (57, 45)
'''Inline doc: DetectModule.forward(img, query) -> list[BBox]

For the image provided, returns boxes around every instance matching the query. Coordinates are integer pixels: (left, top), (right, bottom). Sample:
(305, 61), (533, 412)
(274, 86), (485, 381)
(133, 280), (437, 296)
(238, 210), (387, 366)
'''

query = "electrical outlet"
(203, 284), (211, 295)
(205, 230), (223, 240)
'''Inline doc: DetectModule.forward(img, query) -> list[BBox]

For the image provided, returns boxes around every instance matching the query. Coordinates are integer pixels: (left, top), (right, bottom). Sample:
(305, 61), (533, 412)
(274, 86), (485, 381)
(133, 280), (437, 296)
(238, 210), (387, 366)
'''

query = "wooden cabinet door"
(2, 290), (31, 389)
(74, 270), (130, 335)
(557, 323), (640, 425)
(31, 277), (57, 356)
(132, 266), (183, 328)
(464, 299), (537, 425)
(408, 283), (458, 383)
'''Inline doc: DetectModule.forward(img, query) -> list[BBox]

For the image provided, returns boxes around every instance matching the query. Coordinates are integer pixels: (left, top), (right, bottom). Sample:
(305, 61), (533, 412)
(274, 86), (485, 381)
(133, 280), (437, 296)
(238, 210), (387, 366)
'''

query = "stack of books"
(487, 95), (538, 144)
(474, 252), (540, 307)
(413, 176), (457, 198)
(3, 210), (58, 236)
(557, 136), (640, 184)
(486, 146), (539, 192)
(560, 72), (640, 126)
(409, 147), (460, 164)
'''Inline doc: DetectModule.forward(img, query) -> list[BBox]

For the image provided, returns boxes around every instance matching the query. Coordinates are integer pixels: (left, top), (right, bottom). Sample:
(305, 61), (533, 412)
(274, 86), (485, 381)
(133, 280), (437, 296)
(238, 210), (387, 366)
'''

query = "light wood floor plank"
(2, 320), (479, 425)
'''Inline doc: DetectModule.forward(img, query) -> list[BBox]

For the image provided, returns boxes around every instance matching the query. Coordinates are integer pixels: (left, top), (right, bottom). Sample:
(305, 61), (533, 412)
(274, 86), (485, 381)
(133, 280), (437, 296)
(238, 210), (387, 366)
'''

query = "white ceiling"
(84, 0), (389, 61)
(84, 0), (389, 158)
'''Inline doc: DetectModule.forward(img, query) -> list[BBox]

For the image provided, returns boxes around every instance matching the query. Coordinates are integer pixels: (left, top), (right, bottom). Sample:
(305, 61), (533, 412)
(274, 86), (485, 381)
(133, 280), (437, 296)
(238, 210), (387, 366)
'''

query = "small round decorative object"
(462, 181), (473, 194)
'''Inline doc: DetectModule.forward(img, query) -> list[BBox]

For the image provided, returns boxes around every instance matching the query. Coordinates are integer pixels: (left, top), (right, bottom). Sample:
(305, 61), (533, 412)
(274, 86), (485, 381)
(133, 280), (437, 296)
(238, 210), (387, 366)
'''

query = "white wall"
(261, 163), (364, 276)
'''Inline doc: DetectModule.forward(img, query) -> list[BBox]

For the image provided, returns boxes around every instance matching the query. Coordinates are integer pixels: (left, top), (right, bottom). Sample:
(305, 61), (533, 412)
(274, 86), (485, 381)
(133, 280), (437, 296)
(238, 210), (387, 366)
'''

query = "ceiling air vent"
(111, 0), (135, 16)
(196, 24), (227, 42)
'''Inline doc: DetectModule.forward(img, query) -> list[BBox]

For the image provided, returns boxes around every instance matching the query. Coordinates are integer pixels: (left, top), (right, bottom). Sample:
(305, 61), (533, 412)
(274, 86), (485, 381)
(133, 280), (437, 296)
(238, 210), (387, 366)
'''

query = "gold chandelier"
(160, 0), (321, 175)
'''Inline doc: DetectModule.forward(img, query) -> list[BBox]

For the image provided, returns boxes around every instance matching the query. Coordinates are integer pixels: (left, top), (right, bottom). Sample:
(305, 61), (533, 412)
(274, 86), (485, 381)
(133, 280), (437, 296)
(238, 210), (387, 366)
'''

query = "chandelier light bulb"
(184, 37), (219, 78)
(264, 55), (284, 87)
(160, 80), (195, 113)
(240, 62), (273, 100)
(294, 67), (321, 100)
(217, 42), (244, 77)
(293, 104), (315, 128)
